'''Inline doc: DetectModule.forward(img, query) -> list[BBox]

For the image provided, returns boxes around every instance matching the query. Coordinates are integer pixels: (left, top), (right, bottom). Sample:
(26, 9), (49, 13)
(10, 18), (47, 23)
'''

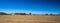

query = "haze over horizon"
(0, 0), (60, 14)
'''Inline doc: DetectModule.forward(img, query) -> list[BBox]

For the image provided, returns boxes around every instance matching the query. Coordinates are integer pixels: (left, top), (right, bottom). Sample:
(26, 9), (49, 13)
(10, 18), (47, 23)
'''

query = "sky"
(0, 0), (60, 14)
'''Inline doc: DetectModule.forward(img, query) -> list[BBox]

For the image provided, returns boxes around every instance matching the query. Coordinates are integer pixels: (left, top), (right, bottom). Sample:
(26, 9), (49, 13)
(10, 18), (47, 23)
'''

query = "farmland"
(0, 15), (60, 23)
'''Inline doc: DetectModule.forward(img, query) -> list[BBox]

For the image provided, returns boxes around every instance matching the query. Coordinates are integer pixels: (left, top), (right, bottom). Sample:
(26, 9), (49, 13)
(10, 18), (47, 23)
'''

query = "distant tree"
(59, 13), (60, 15)
(29, 13), (32, 15)
(0, 12), (7, 15)
(15, 13), (26, 15)
(50, 13), (53, 15)
(45, 13), (48, 15)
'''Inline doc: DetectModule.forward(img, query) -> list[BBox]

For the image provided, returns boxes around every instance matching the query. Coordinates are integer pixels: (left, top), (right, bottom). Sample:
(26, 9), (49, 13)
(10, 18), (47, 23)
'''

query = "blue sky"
(0, 0), (60, 14)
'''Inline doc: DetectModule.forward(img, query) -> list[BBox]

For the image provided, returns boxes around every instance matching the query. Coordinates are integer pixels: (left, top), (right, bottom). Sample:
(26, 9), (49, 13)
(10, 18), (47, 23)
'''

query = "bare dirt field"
(0, 15), (60, 23)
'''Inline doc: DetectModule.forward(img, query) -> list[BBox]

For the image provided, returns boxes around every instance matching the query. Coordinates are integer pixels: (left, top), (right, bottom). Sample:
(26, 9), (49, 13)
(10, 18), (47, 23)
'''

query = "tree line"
(0, 12), (32, 15)
(0, 12), (60, 16)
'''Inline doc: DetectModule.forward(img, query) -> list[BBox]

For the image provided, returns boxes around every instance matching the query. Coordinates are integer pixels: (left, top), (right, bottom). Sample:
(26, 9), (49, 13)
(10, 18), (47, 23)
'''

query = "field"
(0, 15), (60, 23)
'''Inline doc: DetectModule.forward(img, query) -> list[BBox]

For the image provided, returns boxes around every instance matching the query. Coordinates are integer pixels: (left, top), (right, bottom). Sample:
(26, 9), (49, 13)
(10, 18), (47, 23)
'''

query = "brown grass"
(0, 15), (60, 23)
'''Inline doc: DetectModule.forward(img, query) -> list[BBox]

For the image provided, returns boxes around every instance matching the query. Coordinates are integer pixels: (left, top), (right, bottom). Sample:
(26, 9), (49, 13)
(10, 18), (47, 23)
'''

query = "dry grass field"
(0, 15), (60, 23)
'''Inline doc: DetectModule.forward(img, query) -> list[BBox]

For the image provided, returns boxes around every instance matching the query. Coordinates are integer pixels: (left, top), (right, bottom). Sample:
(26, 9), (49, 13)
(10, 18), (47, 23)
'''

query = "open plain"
(0, 15), (60, 23)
